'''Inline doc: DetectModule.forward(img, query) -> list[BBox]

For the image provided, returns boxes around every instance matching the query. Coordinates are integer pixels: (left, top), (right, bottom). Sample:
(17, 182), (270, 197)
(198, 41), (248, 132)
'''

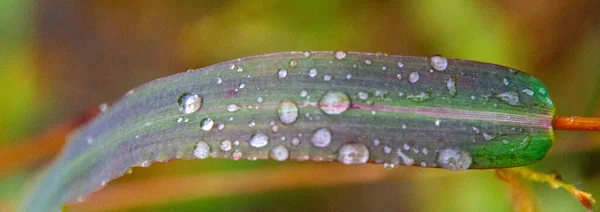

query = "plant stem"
(553, 116), (600, 131)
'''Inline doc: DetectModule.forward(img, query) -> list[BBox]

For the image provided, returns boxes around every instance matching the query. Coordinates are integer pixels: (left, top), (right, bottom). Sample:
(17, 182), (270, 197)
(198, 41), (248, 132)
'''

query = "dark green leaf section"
(20, 51), (554, 211)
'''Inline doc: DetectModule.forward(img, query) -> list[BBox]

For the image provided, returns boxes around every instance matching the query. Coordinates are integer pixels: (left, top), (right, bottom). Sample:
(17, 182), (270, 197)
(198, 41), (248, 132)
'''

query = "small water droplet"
(177, 93), (203, 114)
(257, 96), (264, 103)
(446, 76), (457, 96)
(249, 133), (269, 148)
(472, 126), (480, 134)
(238, 83), (246, 89)
(141, 160), (151, 167)
(357, 91), (369, 100)
(229, 64), (236, 70)
(289, 59), (298, 67)
(409, 72), (420, 83)
(300, 90), (308, 97)
(291, 137), (301, 146)
(429, 56), (448, 71)
(334, 50), (347, 59)
(384, 163), (395, 170)
(308, 68), (318, 77)
(218, 123), (225, 130)
(236, 66), (243, 72)
(227, 104), (241, 112)
(177, 117), (183, 123)
(248, 121), (256, 127)
(483, 132), (495, 141)
(471, 95), (477, 100)
(364, 59), (372, 65)
(396, 73), (402, 80)
(397, 61), (404, 68)
(232, 150), (242, 160)
(437, 148), (472, 171)
(304, 51), (311, 57)
(276, 69), (288, 78)
(373, 139), (381, 146)
(194, 141), (211, 159)
(323, 74), (332, 81)
(319, 91), (351, 115)
(337, 143), (370, 164)
(519, 136), (531, 149)
(346, 74), (352, 80)
(402, 124), (407, 129)
(381, 66), (387, 71)
(496, 91), (520, 106)
(407, 92), (431, 102)
(384, 145), (392, 154)
(201, 118), (214, 131)
(220, 140), (232, 151)
(311, 128), (332, 148)
(277, 100), (299, 124)
(521, 89), (534, 96)
(435, 119), (441, 126)
(503, 78), (510, 86)
(270, 145), (290, 161)
(216, 78), (222, 84)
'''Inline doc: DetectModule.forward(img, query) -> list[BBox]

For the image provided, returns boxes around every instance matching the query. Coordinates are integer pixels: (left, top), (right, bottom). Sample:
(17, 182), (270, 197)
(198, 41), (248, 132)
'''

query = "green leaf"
(20, 51), (554, 211)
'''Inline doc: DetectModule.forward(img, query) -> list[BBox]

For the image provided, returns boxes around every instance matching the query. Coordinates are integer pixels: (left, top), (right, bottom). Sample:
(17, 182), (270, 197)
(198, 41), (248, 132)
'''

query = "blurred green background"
(1, 0), (600, 211)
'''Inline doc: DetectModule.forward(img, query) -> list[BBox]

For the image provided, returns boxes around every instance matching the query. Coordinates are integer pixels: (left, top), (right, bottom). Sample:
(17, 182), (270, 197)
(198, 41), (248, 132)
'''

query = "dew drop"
(397, 61), (404, 68)
(384, 145), (392, 154)
(402, 124), (407, 129)
(232, 150), (242, 160)
(311, 128), (332, 148)
(373, 139), (381, 146)
(334, 50), (347, 59)
(220, 140), (232, 151)
(141, 160), (151, 167)
(303, 51), (311, 57)
(308, 68), (318, 77)
(384, 163), (395, 170)
(346, 74), (352, 80)
(364, 59), (372, 65)
(522, 89), (534, 96)
(227, 104), (241, 112)
(177, 93), (203, 114)
(429, 56), (448, 71)
(278, 69), (288, 78)
(407, 92), (431, 102)
(357, 91), (369, 100)
(257, 96), (264, 103)
(201, 118), (214, 131)
(381, 66), (387, 71)
(318, 91), (351, 115)
(299, 90), (308, 97)
(236, 66), (243, 72)
(238, 83), (246, 89)
(496, 91), (520, 106)
(216, 77), (222, 84)
(337, 143), (370, 164)
(194, 141), (211, 159)
(437, 148), (472, 171)
(519, 136), (531, 149)
(396, 73), (402, 80)
(270, 145), (290, 161)
(291, 137), (301, 146)
(289, 59), (298, 67)
(483, 132), (495, 141)
(435, 119), (441, 126)
(249, 133), (269, 148)
(323, 74), (332, 81)
(446, 77), (457, 96)
(409, 72), (420, 83)
(503, 78), (510, 86)
(277, 100), (299, 124)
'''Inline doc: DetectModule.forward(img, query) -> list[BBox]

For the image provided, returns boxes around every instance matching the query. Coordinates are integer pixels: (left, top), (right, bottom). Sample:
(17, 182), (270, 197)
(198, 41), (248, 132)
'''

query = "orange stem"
(553, 116), (600, 131)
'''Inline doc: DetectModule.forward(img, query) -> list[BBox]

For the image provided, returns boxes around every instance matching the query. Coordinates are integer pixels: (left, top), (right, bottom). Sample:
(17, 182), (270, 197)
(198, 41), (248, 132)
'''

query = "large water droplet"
(409, 72), (420, 83)
(407, 92), (431, 102)
(496, 91), (520, 106)
(177, 93), (202, 114)
(335, 50), (347, 59)
(337, 143), (370, 164)
(220, 140), (232, 151)
(277, 100), (299, 124)
(270, 145), (290, 161)
(249, 133), (269, 148)
(201, 118), (214, 131)
(194, 141), (211, 159)
(278, 69), (288, 78)
(311, 128), (332, 148)
(318, 91), (351, 115)
(437, 148), (472, 171)
(429, 56), (448, 71)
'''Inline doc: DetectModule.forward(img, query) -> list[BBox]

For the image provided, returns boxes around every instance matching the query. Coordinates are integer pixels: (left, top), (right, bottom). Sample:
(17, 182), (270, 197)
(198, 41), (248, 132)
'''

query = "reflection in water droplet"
(335, 50), (347, 59)
(311, 128), (332, 148)
(407, 92), (431, 102)
(194, 141), (211, 159)
(177, 93), (203, 114)
(437, 148), (472, 171)
(270, 145), (290, 161)
(429, 56), (448, 71)
(278, 69), (288, 78)
(277, 100), (299, 124)
(249, 133), (269, 148)
(220, 140), (232, 151)
(496, 91), (520, 106)
(409, 72), (420, 83)
(201, 118), (214, 131)
(308, 68), (318, 77)
(337, 143), (370, 164)
(319, 91), (351, 115)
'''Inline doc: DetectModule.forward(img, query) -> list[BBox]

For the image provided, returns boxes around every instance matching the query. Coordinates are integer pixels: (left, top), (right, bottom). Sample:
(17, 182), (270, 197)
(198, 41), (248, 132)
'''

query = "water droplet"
(496, 91), (520, 106)
(217, 123), (225, 130)
(407, 92), (431, 102)
(227, 104), (241, 112)
(216, 78), (222, 84)
(538, 88), (546, 94)
(447, 76), (457, 96)
(346, 74), (352, 80)
(270, 145), (289, 161)
(308, 68), (318, 77)
(232, 150), (242, 160)
(271, 125), (279, 132)
(238, 83), (246, 89)
(323, 74), (332, 81)
(99, 103), (108, 112)
(319, 91), (351, 115)
(381, 66), (387, 71)
(334, 50), (347, 59)
(503, 78), (510, 86)
(337, 143), (370, 164)
(373, 139), (381, 146)
(437, 148), (472, 171)
(357, 91), (369, 100)
(249, 133), (269, 148)
(396, 149), (414, 165)
(409, 72), (420, 83)
(291, 137), (301, 146)
(236, 66), (243, 72)
(521, 89), (534, 96)
(364, 59), (372, 65)
(177, 93), (203, 114)
(429, 56), (448, 71)
(384, 145), (392, 154)
(519, 136), (531, 149)
(472, 126), (480, 134)
(304, 51), (311, 57)
(396, 73), (402, 80)
(201, 118), (214, 131)
(422, 148), (429, 155)
(483, 132), (495, 141)
(311, 128), (332, 148)
(435, 119), (441, 126)
(141, 160), (151, 167)
(229, 64), (236, 70)
(276, 69), (288, 78)
(257, 96), (264, 103)
(248, 121), (256, 127)
(277, 100), (299, 124)
(397, 61), (404, 68)
(300, 90), (308, 97)
(194, 141), (211, 159)
(220, 140), (232, 151)
(384, 163), (395, 170)
(289, 59), (298, 67)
